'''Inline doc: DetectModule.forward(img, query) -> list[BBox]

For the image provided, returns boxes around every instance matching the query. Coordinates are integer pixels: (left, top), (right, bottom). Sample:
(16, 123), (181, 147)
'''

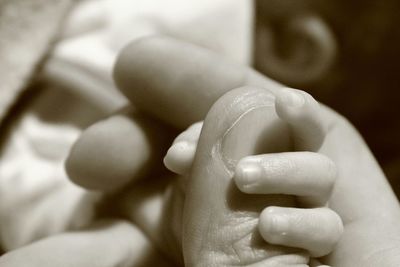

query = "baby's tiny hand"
(164, 87), (343, 261)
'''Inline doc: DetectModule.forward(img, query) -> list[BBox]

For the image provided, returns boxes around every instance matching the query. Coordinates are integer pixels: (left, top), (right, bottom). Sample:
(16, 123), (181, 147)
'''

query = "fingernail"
(261, 209), (290, 236)
(267, 214), (289, 235)
(235, 161), (262, 188)
(279, 88), (305, 108)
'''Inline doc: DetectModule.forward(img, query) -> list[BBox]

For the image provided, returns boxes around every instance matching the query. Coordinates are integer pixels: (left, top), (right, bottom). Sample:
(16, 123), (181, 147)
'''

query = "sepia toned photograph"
(0, 1), (399, 266)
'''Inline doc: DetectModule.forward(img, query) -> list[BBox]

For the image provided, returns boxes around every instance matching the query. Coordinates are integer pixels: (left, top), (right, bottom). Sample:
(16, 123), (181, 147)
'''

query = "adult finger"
(259, 207), (343, 258)
(0, 220), (174, 267)
(234, 152), (336, 206)
(66, 107), (174, 191)
(113, 35), (282, 129)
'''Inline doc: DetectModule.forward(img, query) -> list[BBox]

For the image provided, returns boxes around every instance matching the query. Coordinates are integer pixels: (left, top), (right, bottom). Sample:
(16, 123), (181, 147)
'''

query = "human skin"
(2, 36), (400, 266)
(166, 87), (343, 262)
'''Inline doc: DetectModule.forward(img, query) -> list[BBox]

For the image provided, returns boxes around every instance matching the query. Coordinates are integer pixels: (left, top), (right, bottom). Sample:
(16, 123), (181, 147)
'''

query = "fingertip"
(309, 259), (331, 267)
(275, 88), (319, 121)
(65, 124), (104, 190)
(234, 157), (262, 193)
(276, 88), (306, 109)
(163, 141), (196, 175)
(66, 112), (166, 191)
(259, 207), (344, 258)
(258, 206), (290, 245)
(275, 88), (325, 151)
(163, 122), (202, 175)
(173, 121), (203, 145)
(113, 36), (194, 123)
(65, 118), (137, 191)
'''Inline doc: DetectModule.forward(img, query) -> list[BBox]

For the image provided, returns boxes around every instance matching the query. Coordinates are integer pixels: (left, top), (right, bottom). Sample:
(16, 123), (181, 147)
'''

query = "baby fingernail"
(260, 208), (290, 239)
(266, 214), (289, 234)
(279, 88), (305, 108)
(235, 161), (262, 188)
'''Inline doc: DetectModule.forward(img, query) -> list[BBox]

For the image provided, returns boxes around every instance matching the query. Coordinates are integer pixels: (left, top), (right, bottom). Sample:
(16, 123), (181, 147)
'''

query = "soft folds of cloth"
(0, 0), (74, 123)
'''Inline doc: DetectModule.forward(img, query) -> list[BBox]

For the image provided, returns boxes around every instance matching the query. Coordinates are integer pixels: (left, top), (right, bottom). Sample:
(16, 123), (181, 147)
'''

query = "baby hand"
(164, 87), (343, 260)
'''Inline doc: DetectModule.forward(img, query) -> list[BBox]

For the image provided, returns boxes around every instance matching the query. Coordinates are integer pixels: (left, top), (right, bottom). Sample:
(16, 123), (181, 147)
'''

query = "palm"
(317, 114), (400, 266)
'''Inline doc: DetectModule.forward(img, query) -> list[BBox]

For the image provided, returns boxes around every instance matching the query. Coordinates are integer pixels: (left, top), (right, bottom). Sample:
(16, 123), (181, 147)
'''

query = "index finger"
(113, 36), (282, 129)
